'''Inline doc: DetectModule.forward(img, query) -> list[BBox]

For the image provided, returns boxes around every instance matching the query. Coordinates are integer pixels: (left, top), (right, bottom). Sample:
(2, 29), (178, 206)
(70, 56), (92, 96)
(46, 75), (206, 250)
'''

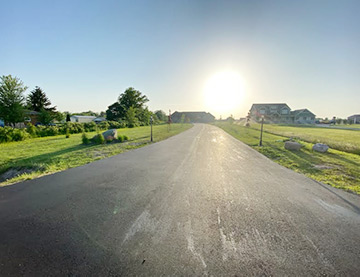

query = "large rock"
(284, 141), (302, 151)
(312, 143), (329, 153)
(102, 129), (118, 141)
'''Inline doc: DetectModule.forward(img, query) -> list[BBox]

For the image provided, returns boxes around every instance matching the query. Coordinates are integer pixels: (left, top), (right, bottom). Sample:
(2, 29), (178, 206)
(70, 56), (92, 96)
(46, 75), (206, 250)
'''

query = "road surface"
(1, 124), (360, 276)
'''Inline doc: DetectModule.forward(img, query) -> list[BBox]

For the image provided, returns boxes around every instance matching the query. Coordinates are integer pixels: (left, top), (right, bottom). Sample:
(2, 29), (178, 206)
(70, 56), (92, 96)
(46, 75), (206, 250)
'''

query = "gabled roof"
(250, 103), (290, 110)
(290, 109), (315, 116)
(71, 115), (97, 119)
(348, 114), (360, 118)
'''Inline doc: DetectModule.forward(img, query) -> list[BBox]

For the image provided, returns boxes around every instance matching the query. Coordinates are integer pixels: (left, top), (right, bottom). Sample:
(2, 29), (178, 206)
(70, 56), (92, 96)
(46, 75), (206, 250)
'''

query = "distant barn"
(171, 111), (215, 123)
(348, 114), (360, 124)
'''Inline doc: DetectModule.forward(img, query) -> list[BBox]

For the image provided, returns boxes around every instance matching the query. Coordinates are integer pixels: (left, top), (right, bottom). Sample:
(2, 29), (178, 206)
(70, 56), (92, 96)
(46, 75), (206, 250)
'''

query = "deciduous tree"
(106, 87), (149, 122)
(0, 75), (27, 126)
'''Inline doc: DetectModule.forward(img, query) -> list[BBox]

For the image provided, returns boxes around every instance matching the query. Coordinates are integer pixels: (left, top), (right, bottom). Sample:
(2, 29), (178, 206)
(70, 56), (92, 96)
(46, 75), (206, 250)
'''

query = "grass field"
(335, 124), (360, 129)
(215, 122), (360, 194)
(0, 124), (192, 185)
(249, 123), (360, 154)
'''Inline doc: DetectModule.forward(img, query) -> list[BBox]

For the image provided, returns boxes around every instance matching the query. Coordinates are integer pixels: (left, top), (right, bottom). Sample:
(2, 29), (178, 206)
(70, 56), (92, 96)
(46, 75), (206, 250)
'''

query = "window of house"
(259, 109), (266, 114)
(281, 109), (288, 115)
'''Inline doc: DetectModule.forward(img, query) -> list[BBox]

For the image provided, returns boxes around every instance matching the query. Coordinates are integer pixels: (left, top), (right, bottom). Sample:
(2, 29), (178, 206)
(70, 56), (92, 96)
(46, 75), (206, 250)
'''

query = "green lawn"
(215, 122), (360, 194)
(335, 124), (360, 129)
(0, 124), (192, 185)
(249, 123), (360, 154)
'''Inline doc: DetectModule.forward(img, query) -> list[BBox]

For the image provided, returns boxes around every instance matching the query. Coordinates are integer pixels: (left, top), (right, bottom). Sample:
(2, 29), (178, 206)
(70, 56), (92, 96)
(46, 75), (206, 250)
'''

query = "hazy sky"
(1, 0), (359, 118)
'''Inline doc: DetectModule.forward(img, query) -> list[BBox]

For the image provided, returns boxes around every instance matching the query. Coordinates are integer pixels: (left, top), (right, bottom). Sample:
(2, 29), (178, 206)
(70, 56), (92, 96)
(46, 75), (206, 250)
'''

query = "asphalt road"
(1, 124), (360, 276)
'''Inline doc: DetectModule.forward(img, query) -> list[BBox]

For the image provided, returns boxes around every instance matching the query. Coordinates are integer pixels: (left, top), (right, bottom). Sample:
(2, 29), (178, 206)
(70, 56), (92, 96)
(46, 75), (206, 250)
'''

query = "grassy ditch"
(0, 124), (192, 186)
(215, 122), (360, 194)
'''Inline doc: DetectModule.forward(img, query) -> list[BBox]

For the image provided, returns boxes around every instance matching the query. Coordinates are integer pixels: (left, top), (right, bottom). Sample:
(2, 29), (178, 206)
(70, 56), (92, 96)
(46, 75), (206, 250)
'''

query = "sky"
(1, 0), (359, 119)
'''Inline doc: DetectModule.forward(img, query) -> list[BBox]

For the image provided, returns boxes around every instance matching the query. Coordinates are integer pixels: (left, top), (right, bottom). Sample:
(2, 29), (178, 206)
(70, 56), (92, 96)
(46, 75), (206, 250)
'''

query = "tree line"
(0, 75), (168, 128)
(0, 75), (62, 126)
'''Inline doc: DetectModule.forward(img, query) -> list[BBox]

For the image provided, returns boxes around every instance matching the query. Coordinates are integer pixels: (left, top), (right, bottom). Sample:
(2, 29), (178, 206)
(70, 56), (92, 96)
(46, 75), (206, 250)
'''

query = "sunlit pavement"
(1, 124), (360, 276)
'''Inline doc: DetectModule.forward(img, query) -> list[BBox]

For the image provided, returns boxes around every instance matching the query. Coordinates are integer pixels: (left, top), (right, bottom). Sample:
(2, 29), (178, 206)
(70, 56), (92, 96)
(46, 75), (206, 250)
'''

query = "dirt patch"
(0, 167), (43, 183)
(313, 164), (334, 170)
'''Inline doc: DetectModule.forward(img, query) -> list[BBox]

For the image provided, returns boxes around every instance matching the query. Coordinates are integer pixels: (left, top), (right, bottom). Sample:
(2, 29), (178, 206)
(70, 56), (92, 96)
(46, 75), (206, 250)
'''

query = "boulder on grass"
(284, 141), (302, 151)
(312, 143), (329, 153)
(102, 129), (118, 141)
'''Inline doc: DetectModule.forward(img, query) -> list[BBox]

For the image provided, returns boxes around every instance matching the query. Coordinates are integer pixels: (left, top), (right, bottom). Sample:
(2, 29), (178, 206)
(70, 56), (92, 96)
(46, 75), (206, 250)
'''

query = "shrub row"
(0, 127), (30, 143)
(0, 121), (128, 143)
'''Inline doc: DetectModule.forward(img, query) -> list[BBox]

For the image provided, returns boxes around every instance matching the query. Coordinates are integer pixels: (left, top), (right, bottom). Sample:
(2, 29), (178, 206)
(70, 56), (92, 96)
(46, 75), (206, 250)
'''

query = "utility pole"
(150, 115), (153, 142)
(167, 109), (172, 131)
(259, 116), (264, 146)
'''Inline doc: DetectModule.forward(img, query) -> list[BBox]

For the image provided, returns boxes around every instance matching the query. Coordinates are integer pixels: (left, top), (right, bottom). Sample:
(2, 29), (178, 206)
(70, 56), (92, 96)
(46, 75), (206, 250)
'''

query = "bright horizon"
(2, 0), (359, 119)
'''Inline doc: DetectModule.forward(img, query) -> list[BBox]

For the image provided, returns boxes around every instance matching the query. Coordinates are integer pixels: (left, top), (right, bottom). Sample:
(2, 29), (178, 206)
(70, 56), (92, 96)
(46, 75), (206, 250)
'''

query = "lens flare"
(204, 71), (245, 116)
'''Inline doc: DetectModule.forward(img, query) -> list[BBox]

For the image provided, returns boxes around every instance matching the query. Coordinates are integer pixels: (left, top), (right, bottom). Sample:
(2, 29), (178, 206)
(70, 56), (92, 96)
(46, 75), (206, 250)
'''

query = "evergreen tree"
(27, 86), (55, 112)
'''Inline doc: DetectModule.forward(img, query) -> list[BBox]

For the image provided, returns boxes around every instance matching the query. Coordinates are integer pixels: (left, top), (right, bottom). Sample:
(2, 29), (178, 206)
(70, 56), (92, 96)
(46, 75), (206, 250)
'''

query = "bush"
(98, 121), (110, 130)
(84, 122), (97, 132)
(0, 120), (125, 144)
(92, 133), (105, 144)
(117, 135), (129, 143)
(46, 126), (59, 136)
(0, 127), (29, 142)
(26, 124), (37, 137)
(82, 132), (90, 144)
(0, 127), (11, 143)
(108, 121), (126, 129)
(12, 129), (30, 141)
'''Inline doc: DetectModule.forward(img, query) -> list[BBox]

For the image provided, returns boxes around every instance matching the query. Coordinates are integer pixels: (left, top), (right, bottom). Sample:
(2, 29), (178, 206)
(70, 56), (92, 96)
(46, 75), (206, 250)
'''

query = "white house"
(70, 115), (97, 123)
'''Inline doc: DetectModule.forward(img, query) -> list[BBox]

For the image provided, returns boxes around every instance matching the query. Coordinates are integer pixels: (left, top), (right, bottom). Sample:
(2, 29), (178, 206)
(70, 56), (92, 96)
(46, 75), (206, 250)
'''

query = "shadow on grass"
(1, 143), (99, 173)
(127, 135), (149, 142)
(326, 152), (360, 166)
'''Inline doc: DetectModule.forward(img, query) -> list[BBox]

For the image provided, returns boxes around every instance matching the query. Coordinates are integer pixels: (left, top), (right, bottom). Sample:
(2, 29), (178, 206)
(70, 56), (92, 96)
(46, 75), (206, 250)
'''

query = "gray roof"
(71, 115), (97, 119)
(250, 103), (290, 109)
(291, 109), (315, 116)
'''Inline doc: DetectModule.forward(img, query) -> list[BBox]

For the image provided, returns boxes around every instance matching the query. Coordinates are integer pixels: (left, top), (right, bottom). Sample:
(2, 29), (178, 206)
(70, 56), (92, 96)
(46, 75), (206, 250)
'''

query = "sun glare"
(204, 71), (245, 116)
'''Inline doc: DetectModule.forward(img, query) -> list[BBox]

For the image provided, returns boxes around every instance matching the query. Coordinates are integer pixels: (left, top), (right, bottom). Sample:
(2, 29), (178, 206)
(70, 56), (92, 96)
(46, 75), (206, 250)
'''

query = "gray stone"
(312, 143), (329, 153)
(284, 141), (302, 151)
(102, 129), (118, 141)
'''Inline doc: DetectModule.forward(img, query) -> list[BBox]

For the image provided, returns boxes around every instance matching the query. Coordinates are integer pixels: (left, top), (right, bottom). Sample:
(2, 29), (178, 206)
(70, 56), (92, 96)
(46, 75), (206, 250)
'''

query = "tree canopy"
(154, 110), (167, 122)
(106, 87), (149, 123)
(0, 75), (28, 126)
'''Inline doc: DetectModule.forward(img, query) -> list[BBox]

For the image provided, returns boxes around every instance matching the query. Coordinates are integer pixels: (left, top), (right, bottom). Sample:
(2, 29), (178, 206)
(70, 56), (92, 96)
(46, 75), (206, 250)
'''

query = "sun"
(203, 71), (245, 116)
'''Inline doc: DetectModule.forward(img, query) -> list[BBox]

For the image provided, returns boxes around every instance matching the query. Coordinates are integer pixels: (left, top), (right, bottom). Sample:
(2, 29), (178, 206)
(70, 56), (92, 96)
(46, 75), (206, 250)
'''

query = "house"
(249, 103), (292, 123)
(25, 111), (40, 125)
(171, 111), (215, 123)
(291, 109), (316, 124)
(348, 114), (360, 124)
(249, 103), (316, 124)
(70, 115), (97, 123)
